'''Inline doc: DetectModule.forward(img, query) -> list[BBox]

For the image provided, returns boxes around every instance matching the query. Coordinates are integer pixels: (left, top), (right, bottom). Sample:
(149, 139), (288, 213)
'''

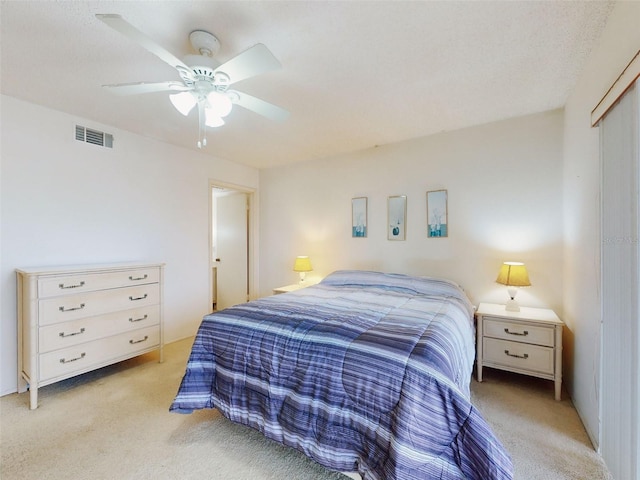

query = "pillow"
(321, 270), (474, 316)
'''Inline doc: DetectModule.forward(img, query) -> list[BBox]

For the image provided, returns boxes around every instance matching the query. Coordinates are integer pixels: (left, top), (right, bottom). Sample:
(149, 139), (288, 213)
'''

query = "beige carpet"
(1, 337), (611, 479)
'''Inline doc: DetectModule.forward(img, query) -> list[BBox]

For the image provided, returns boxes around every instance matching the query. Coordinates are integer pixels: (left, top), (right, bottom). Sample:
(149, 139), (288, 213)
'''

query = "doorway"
(210, 182), (254, 311)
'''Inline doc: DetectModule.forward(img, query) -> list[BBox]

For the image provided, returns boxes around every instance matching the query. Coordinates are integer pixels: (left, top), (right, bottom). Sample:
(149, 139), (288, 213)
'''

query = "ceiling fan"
(96, 14), (289, 148)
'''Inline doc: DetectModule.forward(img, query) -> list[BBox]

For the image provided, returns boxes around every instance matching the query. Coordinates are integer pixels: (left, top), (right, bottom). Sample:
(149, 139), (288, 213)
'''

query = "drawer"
(483, 337), (554, 375)
(38, 267), (159, 298)
(483, 317), (555, 347)
(39, 325), (160, 382)
(39, 284), (160, 326)
(39, 304), (160, 352)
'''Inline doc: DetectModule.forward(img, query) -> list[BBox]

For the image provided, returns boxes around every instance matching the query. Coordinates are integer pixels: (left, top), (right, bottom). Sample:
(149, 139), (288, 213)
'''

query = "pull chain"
(197, 100), (207, 148)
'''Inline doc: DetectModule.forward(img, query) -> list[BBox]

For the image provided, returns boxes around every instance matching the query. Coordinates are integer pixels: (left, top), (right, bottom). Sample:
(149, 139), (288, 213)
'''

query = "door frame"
(208, 179), (258, 310)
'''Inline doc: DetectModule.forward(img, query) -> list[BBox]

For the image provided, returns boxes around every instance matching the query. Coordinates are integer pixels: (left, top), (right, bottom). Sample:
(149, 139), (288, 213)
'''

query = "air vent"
(75, 125), (113, 148)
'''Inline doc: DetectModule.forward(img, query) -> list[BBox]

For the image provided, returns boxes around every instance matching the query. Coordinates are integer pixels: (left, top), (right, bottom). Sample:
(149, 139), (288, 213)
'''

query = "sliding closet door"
(600, 78), (639, 480)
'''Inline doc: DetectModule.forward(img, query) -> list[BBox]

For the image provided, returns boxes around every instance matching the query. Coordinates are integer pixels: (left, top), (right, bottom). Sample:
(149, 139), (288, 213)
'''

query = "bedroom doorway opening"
(210, 182), (253, 311)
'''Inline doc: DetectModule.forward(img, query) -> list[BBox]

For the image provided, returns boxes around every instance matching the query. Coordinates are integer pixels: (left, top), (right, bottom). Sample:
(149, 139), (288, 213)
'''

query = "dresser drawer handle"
(129, 314), (148, 323)
(129, 294), (148, 301)
(504, 350), (529, 359)
(59, 303), (85, 312)
(129, 336), (149, 345)
(58, 281), (85, 289)
(59, 327), (86, 338)
(60, 352), (86, 364)
(129, 274), (148, 281)
(504, 328), (528, 336)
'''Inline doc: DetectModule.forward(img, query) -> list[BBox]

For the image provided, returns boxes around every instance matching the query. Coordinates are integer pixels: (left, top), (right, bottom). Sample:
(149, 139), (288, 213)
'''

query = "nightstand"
(273, 283), (307, 294)
(476, 302), (564, 400)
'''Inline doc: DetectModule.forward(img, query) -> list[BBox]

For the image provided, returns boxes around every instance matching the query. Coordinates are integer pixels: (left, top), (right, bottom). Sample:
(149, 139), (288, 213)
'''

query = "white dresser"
(16, 262), (164, 409)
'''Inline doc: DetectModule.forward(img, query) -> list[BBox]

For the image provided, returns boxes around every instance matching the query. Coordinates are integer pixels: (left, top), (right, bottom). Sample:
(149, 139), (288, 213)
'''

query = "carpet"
(1, 337), (611, 479)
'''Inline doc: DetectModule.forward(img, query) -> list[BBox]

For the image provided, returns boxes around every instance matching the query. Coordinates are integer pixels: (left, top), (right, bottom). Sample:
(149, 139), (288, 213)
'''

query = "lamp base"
(505, 299), (520, 312)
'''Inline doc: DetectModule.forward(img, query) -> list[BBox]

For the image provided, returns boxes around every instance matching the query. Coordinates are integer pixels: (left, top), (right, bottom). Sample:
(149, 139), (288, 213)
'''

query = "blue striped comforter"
(170, 270), (513, 479)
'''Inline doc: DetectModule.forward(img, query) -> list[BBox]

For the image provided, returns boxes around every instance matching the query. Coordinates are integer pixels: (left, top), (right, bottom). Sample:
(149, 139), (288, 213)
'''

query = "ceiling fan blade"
(102, 81), (189, 95)
(214, 44), (282, 86)
(229, 90), (289, 122)
(96, 14), (191, 73)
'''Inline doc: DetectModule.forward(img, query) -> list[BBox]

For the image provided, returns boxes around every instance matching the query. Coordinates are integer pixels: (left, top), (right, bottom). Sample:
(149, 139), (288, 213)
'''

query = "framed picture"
(427, 189), (448, 237)
(387, 195), (407, 241)
(351, 197), (368, 237)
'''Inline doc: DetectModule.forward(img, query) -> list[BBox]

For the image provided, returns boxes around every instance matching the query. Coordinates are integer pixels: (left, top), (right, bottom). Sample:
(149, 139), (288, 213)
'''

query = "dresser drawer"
(39, 304), (160, 352)
(39, 325), (160, 382)
(483, 337), (554, 375)
(38, 267), (160, 298)
(484, 317), (555, 347)
(39, 284), (160, 326)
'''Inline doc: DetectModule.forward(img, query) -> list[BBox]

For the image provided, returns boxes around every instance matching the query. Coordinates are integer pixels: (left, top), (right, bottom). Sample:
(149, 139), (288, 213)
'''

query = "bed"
(170, 270), (513, 479)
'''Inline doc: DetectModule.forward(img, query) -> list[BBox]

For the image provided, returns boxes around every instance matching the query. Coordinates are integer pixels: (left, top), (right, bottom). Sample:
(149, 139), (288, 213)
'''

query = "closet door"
(600, 78), (639, 480)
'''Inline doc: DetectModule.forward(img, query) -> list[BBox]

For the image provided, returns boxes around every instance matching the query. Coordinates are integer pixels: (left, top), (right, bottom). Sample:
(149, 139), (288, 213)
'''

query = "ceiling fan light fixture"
(206, 91), (233, 118)
(169, 92), (197, 116)
(205, 107), (225, 128)
(96, 15), (289, 150)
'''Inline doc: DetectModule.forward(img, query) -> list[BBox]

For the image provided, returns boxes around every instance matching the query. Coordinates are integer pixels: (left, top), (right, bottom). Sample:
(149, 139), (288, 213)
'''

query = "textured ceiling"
(0, 1), (614, 169)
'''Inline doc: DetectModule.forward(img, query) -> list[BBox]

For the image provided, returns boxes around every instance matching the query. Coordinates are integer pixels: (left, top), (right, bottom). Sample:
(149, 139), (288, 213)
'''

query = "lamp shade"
(206, 91), (233, 118)
(205, 107), (225, 128)
(496, 262), (531, 287)
(169, 92), (197, 116)
(293, 256), (312, 272)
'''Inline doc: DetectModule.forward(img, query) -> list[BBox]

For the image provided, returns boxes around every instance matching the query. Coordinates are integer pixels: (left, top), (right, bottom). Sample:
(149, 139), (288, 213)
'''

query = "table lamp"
(293, 256), (312, 285)
(496, 261), (531, 312)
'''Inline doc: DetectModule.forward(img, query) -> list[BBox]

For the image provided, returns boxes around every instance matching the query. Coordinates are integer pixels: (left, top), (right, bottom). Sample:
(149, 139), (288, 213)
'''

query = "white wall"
(563, 0), (640, 449)
(259, 110), (564, 316)
(0, 95), (259, 395)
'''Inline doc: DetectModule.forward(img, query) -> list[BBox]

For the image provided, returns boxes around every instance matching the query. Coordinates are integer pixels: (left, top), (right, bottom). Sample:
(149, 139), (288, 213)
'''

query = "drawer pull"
(59, 327), (86, 338)
(129, 336), (149, 345)
(58, 281), (85, 289)
(60, 353), (86, 364)
(504, 350), (529, 359)
(129, 314), (148, 323)
(504, 328), (528, 336)
(129, 274), (148, 281)
(59, 303), (85, 312)
(129, 294), (148, 301)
